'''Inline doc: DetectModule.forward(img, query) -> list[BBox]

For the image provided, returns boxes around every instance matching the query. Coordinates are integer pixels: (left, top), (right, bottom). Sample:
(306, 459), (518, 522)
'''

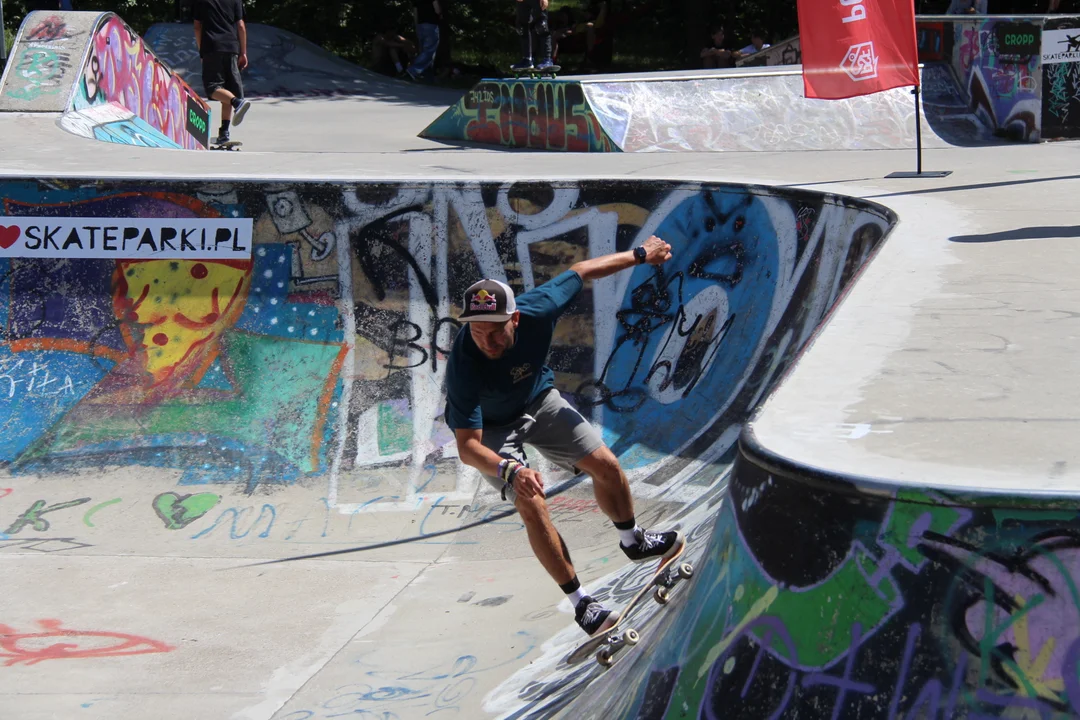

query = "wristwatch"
(633, 246), (647, 264)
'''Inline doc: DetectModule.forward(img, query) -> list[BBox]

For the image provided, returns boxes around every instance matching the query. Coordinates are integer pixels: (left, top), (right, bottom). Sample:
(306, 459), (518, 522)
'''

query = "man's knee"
(585, 448), (622, 485)
(514, 492), (550, 525)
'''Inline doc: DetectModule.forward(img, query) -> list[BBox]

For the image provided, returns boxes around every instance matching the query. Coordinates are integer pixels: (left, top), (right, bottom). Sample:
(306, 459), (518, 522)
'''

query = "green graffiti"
(378, 401), (412, 456)
(153, 492), (221, 530)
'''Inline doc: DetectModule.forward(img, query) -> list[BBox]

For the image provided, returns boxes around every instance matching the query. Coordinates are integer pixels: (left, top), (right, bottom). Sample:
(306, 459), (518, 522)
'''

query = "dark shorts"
(202, 52), (243, 98)
(479, 389), (605, 503)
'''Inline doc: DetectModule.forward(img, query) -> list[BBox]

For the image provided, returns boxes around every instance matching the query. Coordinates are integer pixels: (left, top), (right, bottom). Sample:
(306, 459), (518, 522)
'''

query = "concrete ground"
(2, 63), (1079, 720)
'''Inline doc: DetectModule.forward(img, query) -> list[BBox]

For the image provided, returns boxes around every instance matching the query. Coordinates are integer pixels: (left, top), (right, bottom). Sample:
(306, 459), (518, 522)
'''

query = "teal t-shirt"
(445, 270), (583, 429)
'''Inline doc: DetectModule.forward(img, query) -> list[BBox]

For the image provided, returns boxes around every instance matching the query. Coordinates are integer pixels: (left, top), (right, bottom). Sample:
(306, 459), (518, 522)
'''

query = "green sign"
(995, 23), (1040, 56)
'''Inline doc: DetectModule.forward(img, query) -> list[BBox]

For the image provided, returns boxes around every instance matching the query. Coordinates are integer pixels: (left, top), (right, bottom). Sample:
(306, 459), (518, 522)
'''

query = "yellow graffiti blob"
(1002, 597), (1064, 703)
(113, 259), (252, 390)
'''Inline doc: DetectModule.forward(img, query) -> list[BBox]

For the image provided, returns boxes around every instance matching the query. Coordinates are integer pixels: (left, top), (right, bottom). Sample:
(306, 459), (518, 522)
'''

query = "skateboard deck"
(210, 140), (242, 151)
(509, 64), (561, 79)
(565, 540), (693, 667)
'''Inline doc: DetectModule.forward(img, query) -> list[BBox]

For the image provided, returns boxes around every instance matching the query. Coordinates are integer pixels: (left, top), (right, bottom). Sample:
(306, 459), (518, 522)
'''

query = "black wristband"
(633, 246), (647, 264)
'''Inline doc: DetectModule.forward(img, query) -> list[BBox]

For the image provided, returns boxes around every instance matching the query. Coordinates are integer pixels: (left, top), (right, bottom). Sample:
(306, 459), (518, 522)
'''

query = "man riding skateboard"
(445, 235), (685, 637)
(193, 0), (251, 145)
(512, 0), (557, 73)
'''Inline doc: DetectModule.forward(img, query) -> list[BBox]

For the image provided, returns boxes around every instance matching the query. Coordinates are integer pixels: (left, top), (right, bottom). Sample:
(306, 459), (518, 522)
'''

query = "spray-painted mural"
(544, 448), (1080, 719)
(420, 79), (618, 152)
(69, 14), (209, 149)
(952, 17), (1041, 141)
(0, 179), (893, 508)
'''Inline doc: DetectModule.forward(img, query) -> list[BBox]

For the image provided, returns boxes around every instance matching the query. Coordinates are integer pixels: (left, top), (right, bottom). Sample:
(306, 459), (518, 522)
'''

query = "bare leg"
(211, 88), (235, 122)
(515, 492), (575, 585)
(575, 445), (634, 524)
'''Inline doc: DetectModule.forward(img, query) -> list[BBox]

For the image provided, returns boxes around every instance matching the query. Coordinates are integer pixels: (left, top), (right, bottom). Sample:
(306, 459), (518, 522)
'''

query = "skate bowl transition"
(0, 11), (210, 149)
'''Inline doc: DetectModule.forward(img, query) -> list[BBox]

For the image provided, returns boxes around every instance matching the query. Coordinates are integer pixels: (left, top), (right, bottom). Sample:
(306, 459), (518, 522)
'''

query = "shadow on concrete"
(866, 172), (1080, 200)
(950, 225), (1080, 243)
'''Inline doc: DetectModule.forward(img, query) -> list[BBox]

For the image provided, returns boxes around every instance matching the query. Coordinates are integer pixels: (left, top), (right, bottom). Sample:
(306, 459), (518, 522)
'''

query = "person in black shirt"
(700, 26), (735, 69)
(406, 0), (442, 81)
(193, 0), (251, 144)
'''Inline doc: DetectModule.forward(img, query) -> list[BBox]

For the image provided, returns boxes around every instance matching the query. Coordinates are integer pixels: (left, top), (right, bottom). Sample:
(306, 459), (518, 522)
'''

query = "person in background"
(737, 30), (770, 58)
(406, 0), (441, 81)
(701, 26), (735, 69)
(372, 25), (416, 77)
(193, 0), (251, 145)
(512, 0), (556, 73)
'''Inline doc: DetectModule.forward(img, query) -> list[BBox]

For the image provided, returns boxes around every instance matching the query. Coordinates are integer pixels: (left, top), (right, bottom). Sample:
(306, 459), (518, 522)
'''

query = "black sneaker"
(212, 133), (230, 145)
(231, 98), (251, 126)
(620, 528), (684, 563)
(575, 595), (618, 636)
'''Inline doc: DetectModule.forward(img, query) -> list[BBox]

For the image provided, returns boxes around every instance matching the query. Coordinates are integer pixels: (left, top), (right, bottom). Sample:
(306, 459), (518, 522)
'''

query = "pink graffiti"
(82, 17), (206, 149)
(0, 618), (174, 666)
(0, 489), (11, 500)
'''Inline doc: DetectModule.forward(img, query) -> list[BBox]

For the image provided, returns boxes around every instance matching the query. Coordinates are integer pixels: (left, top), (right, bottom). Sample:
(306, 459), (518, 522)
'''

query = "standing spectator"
(193, 0), (251, 145)
(701, 27), (735, 69)
(512, 0), (556, 73)
(406, 0), (441, 81)
(947, 0), (987, 13)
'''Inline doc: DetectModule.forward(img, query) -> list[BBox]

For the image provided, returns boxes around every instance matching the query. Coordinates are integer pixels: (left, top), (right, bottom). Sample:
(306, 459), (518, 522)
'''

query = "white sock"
(618, 525), (641, 547)
(567, 587), (588, 606)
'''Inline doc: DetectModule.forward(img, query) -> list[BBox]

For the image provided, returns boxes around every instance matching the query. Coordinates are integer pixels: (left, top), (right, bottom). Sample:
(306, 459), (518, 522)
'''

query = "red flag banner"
(798, 0), (919, 100)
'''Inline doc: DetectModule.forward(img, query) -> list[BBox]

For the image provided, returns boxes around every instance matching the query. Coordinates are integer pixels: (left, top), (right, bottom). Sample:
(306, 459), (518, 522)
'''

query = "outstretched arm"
(569, 235), (672, 282)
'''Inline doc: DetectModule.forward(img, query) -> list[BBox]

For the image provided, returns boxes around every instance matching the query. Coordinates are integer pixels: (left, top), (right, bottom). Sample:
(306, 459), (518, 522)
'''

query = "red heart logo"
(0, 225), (21, 250)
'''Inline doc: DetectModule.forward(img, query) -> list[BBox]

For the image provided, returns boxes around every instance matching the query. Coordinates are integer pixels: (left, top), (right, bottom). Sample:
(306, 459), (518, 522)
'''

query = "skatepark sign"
(0, 218), (253, 259)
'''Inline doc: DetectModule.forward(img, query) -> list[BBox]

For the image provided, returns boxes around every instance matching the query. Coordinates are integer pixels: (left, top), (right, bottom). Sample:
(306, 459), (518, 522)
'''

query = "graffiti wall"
(565, 446), (1080, 719)
(1041, 17), (1080, 140)
(0, 179), (893, 507)
(420, 79), (618, 152)
(69, 14), (210, 149)
(0, 12), (94, 112)
(951, 17), (1042, 141)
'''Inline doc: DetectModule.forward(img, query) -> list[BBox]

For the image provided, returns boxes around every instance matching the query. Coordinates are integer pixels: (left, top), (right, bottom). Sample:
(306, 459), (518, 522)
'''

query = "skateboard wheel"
(679, 563), (694, 580)
(654, 586), (670, 604)
(597, 647), (613, 667)
(624, 629), (640, 646)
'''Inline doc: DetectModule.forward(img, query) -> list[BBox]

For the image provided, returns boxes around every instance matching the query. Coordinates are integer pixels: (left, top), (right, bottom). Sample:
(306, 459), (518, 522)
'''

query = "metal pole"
(914, 85), (923, 175)
(0, 0), (8, 64)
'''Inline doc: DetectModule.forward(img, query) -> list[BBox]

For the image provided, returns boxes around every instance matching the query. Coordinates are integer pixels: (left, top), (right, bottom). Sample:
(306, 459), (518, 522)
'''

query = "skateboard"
(509, 64), (561, 79)
(565, 541), (694, 668)
(210, 140), (242, 151)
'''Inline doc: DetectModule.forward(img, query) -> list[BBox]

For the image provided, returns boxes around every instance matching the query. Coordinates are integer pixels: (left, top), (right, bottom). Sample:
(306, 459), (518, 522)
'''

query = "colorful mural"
(0, 179), (893, 502)
(69, 14), (209, 149)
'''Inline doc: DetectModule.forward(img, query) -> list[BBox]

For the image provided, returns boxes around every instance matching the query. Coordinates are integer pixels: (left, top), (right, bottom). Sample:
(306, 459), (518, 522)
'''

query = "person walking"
(193, 0), (251, 144)
(444, 235), (685, 637)
(406, 0), (442, 81)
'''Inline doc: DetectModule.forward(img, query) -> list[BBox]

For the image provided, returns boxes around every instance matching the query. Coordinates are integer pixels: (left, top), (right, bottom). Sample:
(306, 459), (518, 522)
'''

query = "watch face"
(634, 246), (646, 262)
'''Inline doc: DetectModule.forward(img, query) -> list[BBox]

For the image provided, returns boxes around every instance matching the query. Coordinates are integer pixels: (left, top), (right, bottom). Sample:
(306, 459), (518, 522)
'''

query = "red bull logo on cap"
(470, 289), (498, 311)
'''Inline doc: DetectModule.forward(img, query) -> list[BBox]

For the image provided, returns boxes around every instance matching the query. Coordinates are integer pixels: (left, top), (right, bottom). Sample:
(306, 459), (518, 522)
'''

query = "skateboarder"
(445, 235), (685, 637)
(512, 0), (556, 73)
(193, 0), (251, 145)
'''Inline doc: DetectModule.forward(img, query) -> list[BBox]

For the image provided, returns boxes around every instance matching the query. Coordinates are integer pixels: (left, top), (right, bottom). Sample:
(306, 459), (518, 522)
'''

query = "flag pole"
(0, 0), (7, 63)
(887, 80), (951, 178)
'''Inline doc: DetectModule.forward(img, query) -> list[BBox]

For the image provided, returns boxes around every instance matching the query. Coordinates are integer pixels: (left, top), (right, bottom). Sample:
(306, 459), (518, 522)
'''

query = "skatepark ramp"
(419, 67), (954, 153)
(0, 11), (211, 149)
(143, 20), (438, 101)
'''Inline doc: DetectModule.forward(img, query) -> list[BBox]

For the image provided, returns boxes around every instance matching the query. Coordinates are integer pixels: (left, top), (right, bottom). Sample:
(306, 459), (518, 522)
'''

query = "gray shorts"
(480, 389), (605, 503)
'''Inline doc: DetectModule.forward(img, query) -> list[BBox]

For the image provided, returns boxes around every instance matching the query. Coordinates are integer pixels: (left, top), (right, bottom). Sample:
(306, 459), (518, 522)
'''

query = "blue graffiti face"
(585, 189), (779, 454)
